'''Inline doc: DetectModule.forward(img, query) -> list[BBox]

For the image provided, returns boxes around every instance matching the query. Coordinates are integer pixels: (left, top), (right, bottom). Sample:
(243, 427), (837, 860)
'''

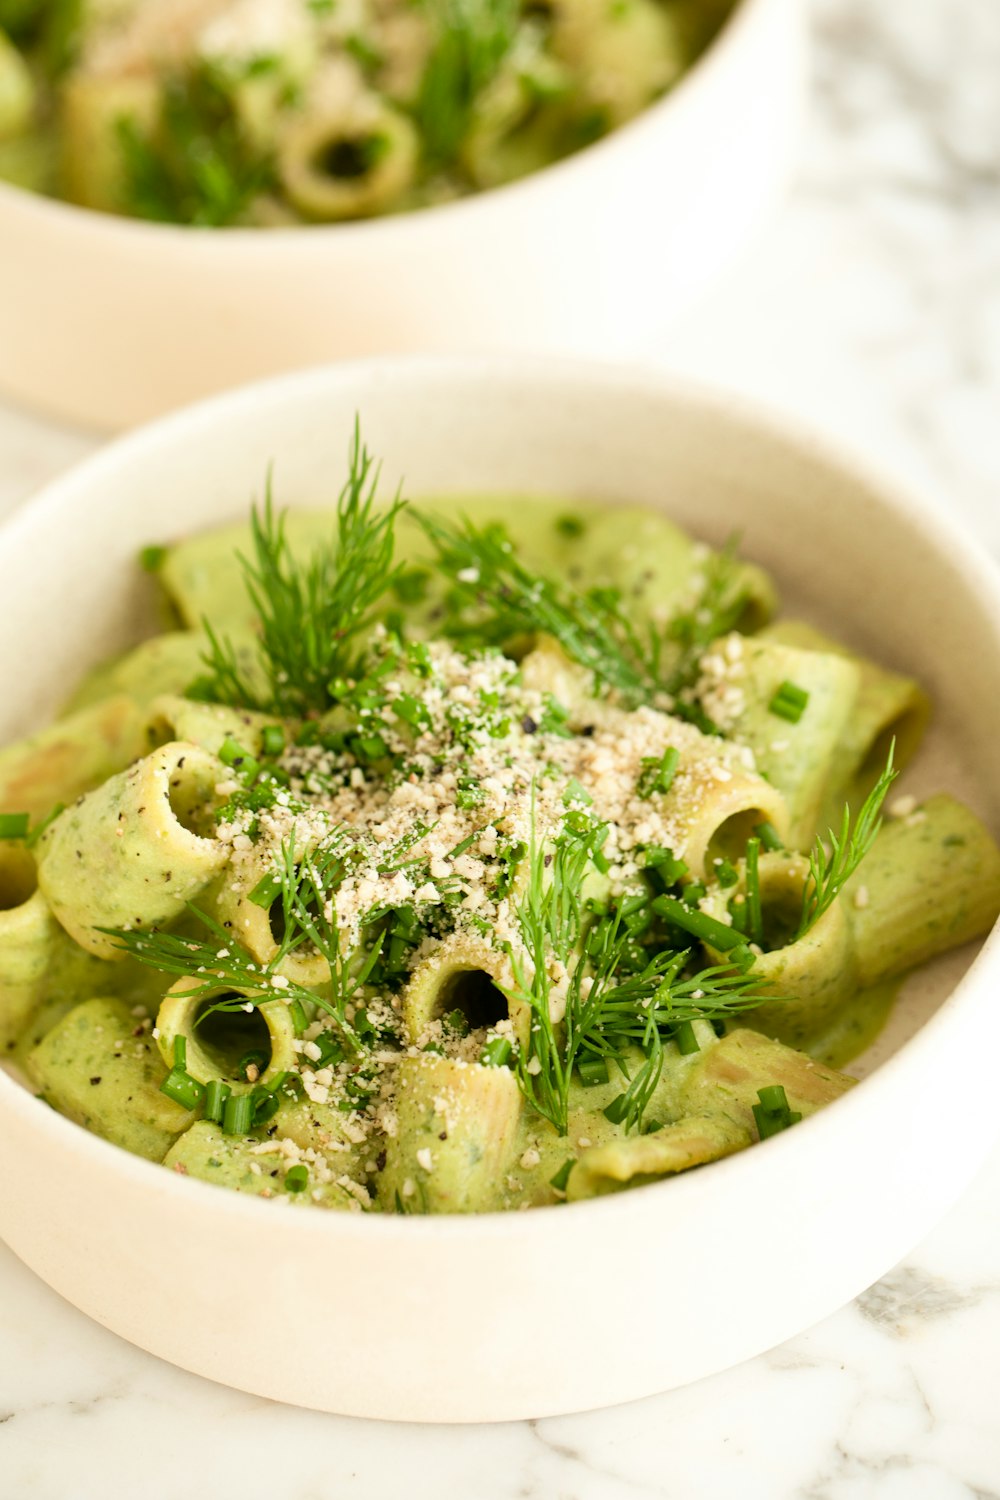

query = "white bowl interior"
(1, 358), (998, 1421)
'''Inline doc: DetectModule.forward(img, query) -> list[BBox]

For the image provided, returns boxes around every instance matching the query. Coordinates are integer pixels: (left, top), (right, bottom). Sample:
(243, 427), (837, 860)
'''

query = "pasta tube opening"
(0, 844), (36, 910)
(706, 806), (785, 868)
(155, 982), (296, 1091)
(435, 967), (510, 1034)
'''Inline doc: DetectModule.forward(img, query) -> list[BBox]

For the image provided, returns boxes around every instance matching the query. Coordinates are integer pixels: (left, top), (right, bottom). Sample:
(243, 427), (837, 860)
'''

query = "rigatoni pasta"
(3, 436), (999, 1215)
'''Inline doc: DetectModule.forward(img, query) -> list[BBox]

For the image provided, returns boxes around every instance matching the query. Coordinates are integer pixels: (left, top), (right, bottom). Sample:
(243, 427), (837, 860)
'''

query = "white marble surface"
(2, 0), (1000, 1492)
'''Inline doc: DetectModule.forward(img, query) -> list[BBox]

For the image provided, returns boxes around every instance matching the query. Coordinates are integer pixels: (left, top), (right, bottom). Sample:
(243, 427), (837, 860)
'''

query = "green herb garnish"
(193, 424), (404, 715)
(795, 747), (897, 941)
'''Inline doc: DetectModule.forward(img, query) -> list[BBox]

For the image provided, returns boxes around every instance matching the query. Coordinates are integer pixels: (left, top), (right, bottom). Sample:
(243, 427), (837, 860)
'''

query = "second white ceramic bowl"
(1, 357), (998, 1421)
(0, 0), (803, 430)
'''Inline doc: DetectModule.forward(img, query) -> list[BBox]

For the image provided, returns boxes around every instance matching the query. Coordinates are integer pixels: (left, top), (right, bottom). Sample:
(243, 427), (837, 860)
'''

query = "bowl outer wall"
(0, 0), (803, 431)
(0, 357), (998, 1422)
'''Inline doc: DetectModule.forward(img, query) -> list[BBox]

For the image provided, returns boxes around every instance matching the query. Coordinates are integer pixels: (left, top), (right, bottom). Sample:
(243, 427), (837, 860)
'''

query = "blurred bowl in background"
(0, 0), (804, 432)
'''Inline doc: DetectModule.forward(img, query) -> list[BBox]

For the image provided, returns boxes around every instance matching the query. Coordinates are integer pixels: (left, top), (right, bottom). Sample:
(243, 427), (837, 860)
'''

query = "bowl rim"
(0, 0), (769, 244)
(2, 351), (999, 1246)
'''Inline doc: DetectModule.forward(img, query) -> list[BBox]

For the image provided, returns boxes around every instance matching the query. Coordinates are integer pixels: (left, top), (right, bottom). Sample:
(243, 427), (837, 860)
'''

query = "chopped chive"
(769, 680), (809, 723)
(221, 1092), (254, 1135)
(160, 1068), (205, 1112)
(637, 746), (680, 800)
(480, 1035), (513, 1068)
(393, 694), (432, 731)
(555, 514), (585, 538)
(285, 1164), (309, 1193)
(0, 812), (29, 840)
(204, 1079), (230, 1124)
(550, 1158), (575, 1192)
(218, 737), (260, 777)
(644, 1120), (664, 1134)
(577, 1055), (610, 1087)
(248, 870), (283, 908)
(251, 1084), (282, 1127)
(446, 830), (480, 859)
(752, 1084), (802, 1140)
(603, 1093), (628, 1124)
(287, 997), (308, 1036)
(713, 856), (739, 888)
(682, 881), (707, 907)
(313, 1032), (345, 1067)
(641, 845), (688, 886)
(755, 820), (783, 852)
(173, 1034), (187, 1070)
(673, 1021), (701, 1055)
(651, 895), (756, 972)
(138, 543), (167, 573)
(757, 1084), (790, 1113)
(455, 776), (484, 809)
(744, 836), (763, 948)
(355, 733), (389, 762)
(260, 724), (285, 757)
(238, 1049), (268, 1081)
(443, 1008), (470, 1037)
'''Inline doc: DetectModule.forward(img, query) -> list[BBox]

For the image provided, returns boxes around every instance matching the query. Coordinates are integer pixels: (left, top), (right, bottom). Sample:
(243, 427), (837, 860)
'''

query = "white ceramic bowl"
(1, 357), (998, 1422)
(0, 0), (803, 432)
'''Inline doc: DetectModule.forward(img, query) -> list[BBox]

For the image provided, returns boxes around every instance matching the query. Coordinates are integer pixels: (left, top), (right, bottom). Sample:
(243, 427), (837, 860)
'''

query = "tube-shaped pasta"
(700, 637), (861, 847)
(0, 846), (57, 1051)
(377, 1054), (523, 1213)
(702, 851), (859, 1048)
(0, 694), (147, 820)
(0, 27), (34, 141)
(682, 1028), (855, 1120)
(401, 932), (523, 1046)
(664, 740), (790, 878)
(63, 633), (215, 714)
(567, 1116), (751, 1201)
(846, 794), (1000, 986)
(155, 979), (296, 1091)
(519, 637), (597, 725)
(60, 70), (160, 211)
(163, 1120), (360, 1207)
(548, 0), (685, 125)
(567, 506), (777, 637)
(277, 76), (418, 221)
(210, 833), (330, 988)
(36, 741), (227, 959)
(27, 996), (193, 1161)
(569, 1028), (854, 1200)
(143, 694), (283, 761)
(760, 620), (931, 806)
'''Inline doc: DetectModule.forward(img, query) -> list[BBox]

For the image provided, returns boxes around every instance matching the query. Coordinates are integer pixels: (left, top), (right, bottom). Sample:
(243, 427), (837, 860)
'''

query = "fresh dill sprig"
(507, 794), (766, 1135)
(192, 423), (405, 716)
(102, 905), (318, 1010)
(795, 745), (897, 942)
(417, 512), (660, 702)
(417, 512), (747, 715)
(416, 0), (519, 165)
(271, 832), (386, 1043)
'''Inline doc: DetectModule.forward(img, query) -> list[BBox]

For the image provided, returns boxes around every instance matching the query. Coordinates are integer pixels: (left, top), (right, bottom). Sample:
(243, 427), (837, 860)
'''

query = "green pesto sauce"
(794, 978), (900, 1072)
